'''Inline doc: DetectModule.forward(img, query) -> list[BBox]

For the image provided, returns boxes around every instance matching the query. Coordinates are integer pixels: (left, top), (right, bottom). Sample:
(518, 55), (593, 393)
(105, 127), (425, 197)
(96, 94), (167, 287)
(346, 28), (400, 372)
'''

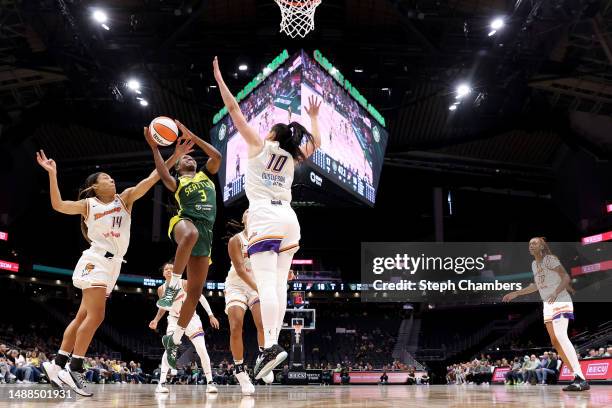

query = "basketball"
(149, 116), (179, 146)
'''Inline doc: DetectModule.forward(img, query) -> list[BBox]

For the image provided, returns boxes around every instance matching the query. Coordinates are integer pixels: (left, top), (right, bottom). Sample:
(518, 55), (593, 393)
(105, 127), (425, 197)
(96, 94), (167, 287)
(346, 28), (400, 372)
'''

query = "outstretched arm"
(301, 96), (322, 159)
(121, 128), (192, 207)
(502, 283), (538, 302)
(174, 120), (222, 174)
(36, 150), (87, 216)
(213, 56), (263, 156)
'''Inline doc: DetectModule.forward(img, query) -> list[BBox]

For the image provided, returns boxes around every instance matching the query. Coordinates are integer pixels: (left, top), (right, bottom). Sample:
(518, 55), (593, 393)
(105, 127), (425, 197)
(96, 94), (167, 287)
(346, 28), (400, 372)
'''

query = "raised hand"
(304, 95), (321, 118)
(148, 320), (158, 331)
(36, 150), (57, 174)
(174, 120), (195, 141)
(174, 136), (195, 157)
(213, 56), (223, 84)
(144, 126), (158, 149)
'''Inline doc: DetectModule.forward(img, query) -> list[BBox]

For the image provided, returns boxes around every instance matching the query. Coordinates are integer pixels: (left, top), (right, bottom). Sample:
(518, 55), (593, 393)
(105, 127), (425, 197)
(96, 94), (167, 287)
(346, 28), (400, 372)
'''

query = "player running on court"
(503, 237), (589, 391)
(38, 130), (188, 397)
(149, 262), (219, 394)
(145, 121), (222, 369)
(213, 56), (321, 380)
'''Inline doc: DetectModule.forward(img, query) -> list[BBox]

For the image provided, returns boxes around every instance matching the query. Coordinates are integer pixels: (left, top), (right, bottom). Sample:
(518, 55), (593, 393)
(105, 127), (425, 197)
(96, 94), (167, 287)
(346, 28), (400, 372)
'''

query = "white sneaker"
(9, 374), (16, 380)
(241, 382), (255, 396)
(16, 380), (23, 384)
(206, 382), (218, 393)
(58, 369), (93, 397)
(263, 371), (274, 384)
(121, 381), (127, 384)
(155, 383), (169, 394)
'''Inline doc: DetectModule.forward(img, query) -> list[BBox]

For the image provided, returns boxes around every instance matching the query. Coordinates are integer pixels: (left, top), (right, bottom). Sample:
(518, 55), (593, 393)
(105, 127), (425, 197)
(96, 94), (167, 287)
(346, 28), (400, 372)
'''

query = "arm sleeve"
(198, 294), (213, 316)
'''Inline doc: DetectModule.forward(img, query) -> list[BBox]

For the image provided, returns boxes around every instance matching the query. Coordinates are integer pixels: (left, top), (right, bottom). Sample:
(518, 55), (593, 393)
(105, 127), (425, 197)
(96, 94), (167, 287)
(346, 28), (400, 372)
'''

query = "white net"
(274, 0), (322, 38)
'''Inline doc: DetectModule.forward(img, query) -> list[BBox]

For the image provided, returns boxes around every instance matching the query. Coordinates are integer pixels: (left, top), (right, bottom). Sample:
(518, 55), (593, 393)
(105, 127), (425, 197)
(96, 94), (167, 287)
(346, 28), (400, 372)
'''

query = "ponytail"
(78, 172), (102, 242)
(270, 121), (315, 162)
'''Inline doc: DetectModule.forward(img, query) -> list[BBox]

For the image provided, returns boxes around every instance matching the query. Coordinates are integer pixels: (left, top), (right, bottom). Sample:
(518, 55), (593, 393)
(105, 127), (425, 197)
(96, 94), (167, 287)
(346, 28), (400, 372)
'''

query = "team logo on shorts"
(82, 263), (95, 277)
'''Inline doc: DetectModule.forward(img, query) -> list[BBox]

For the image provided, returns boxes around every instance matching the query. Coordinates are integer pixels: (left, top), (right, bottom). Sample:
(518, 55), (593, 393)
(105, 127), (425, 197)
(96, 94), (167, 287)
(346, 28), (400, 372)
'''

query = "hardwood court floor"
(3, 384), (612, 407)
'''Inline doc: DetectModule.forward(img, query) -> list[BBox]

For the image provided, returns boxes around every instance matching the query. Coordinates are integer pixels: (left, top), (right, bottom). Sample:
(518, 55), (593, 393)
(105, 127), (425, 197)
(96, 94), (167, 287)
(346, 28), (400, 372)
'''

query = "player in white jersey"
(225, 210), (276, 394)
(36, 132), (191, 397)
(503, 237), (589, 391)
(214, 56), (321, 380)
(149, 262), (219, 394)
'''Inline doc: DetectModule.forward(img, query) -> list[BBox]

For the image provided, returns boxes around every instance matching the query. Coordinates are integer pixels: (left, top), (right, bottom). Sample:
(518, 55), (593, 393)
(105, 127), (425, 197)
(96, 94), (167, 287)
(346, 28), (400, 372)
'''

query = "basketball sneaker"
(155, 383), (169, 393)
(263, 371), (274, 384)
(205, 382), (218, 393)
(563, 375), (590, 391)
(157, 285), (181, 311)
(58, 369), (93, 397)
(41, 361), (63, 389)
(254, 344), (287, 380)
(235, 364), (255, 395)
(161, 334), (179, 369)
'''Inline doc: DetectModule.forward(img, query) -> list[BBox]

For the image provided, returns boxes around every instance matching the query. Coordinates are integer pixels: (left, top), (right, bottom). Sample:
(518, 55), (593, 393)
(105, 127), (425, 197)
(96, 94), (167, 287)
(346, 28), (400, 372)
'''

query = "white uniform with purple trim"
(532, 255), (573, 323)
(224, 232), (260, 313)
(245, 140), (300, 256)
(162, 281), (205, 340)
(73, 195), (130, 295)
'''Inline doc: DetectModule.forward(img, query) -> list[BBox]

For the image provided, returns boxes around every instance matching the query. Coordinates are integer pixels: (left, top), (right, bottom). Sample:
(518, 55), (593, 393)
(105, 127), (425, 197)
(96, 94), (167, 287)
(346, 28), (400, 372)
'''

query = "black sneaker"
(254, 344), (287, 380)
(563, 375), (590, 392)
(58, 369), (93, 397)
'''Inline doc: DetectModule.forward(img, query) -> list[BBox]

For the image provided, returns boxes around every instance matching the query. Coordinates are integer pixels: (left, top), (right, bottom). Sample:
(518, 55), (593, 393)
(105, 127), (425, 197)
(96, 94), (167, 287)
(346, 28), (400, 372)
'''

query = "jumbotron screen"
(210, 49), (388, 206)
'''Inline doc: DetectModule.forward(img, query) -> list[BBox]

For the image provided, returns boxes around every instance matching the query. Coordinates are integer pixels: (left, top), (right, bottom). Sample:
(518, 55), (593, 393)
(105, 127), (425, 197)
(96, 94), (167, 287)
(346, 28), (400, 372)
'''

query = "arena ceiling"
(2, 0), (612, 187)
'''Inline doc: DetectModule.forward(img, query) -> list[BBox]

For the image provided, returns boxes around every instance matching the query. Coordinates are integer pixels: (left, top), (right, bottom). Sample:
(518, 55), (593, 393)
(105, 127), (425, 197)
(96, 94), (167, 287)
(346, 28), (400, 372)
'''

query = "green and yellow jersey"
(173, 171), (217, 228)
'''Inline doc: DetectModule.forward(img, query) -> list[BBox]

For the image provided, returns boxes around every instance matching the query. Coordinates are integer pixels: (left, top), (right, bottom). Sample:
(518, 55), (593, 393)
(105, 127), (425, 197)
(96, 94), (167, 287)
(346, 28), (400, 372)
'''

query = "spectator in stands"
(421, 372), (430, 385)
(604, 347), (612, 357)
(380, 371), (388, 384)
(0, 345), (16, 383)
(585, 349), (598, 359)
(597, 347), (606, 357)
(536, 351), (558, 385)
(340, 365), (350, 385)
(505, 357), (523, 385)
(523, 355), (540, 385)
(406, 367), (416, 385)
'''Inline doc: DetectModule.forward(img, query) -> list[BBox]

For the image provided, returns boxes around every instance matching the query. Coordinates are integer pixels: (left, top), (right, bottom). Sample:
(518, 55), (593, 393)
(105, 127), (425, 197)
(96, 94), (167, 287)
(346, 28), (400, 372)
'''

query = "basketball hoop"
(291, 317), (304, 336)
(274, 0), (322, 38)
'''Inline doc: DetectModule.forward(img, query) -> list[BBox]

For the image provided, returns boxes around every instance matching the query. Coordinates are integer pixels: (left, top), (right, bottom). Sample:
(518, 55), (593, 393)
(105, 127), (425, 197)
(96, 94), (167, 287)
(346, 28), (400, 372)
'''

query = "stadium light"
(238, 64), (248, 71)
(449, 105), (457, 111)
(92, 10), (108, 24)
(354, 68), (363, 73)
(56, 280), (61, 285)
(101, 24), (110, 31)
(139, 99), (149, 107)
(455, 83), (472, 99)
(127, 79), (141, 91)
(490, 18), (504, 30)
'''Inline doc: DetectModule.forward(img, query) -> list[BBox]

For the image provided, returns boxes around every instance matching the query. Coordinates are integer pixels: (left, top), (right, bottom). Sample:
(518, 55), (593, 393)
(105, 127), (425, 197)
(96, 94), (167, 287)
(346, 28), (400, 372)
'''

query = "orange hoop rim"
(277, 0), (321, 7)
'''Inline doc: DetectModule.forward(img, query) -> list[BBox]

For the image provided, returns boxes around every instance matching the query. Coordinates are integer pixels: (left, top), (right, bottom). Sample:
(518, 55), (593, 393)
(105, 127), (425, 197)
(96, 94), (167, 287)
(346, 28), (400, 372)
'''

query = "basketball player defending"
(149, 262), (220, 394)
(38, 130), (188, 397)
(225, 209), (274, 394)
(214, 56), (321, 380)
(503, 237), (589, 391)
